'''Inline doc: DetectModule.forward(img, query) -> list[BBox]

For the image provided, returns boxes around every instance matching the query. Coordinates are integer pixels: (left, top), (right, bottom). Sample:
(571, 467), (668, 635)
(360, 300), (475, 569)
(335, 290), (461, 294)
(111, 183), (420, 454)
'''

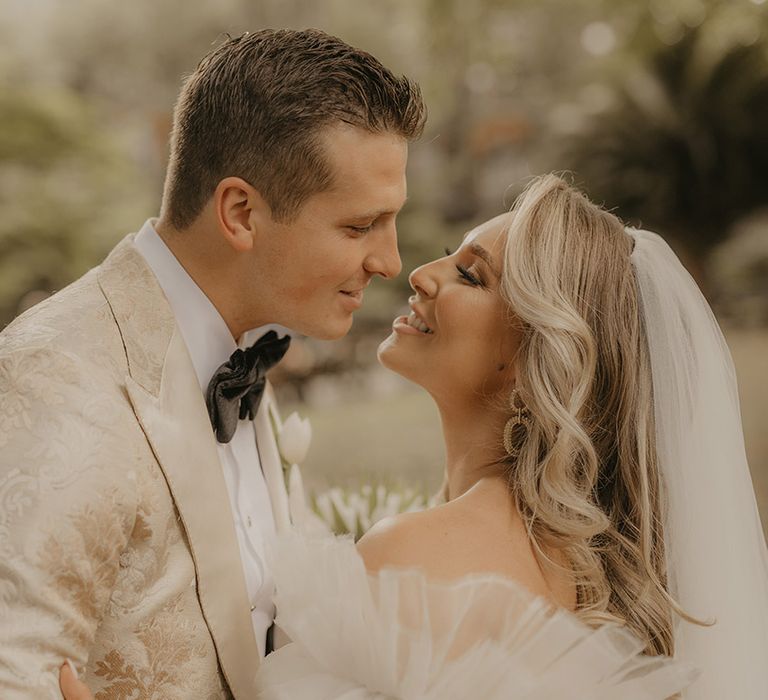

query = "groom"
(0, 29), (425, 699)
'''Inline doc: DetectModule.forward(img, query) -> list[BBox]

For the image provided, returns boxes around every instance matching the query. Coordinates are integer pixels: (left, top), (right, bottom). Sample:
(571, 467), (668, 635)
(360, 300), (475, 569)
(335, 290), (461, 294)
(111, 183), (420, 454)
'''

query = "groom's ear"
(214, 177), (271, 253)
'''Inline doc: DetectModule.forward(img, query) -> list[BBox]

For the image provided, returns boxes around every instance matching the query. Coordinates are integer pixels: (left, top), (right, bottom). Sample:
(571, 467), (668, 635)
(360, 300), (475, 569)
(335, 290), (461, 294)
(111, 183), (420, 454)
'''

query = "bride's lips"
(392, 315), (424, 335)
(392, 306), (435, 336)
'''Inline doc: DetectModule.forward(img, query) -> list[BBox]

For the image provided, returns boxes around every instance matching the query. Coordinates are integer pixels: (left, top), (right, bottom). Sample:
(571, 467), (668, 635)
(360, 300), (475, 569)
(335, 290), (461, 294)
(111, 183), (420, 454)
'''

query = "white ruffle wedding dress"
(255, 530), (696, 700)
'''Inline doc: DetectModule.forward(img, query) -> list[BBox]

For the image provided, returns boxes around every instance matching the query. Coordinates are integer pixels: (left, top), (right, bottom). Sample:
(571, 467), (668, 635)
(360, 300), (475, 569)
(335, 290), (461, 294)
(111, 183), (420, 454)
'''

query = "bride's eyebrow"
(468, 243), (499, 277)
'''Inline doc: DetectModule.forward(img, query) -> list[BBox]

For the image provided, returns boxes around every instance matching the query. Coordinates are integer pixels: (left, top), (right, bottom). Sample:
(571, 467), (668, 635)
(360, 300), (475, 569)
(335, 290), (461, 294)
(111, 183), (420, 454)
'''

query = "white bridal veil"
(628, 228), (768, 699)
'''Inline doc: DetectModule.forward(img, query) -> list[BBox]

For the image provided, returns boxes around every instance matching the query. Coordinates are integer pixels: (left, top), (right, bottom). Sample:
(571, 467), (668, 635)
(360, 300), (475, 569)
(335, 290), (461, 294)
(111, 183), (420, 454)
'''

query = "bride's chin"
(377, 336), (422, 382)
(376, 335), (399, 370)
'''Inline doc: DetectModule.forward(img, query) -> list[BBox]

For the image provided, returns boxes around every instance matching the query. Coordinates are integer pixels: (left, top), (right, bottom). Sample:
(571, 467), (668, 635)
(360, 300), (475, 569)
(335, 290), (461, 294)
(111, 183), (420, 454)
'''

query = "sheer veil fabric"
(628, 228), (768, 699)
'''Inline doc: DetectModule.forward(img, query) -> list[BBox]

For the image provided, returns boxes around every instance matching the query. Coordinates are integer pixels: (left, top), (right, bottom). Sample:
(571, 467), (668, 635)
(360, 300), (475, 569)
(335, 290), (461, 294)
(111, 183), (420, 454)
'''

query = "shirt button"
(247, 516), (253, 528)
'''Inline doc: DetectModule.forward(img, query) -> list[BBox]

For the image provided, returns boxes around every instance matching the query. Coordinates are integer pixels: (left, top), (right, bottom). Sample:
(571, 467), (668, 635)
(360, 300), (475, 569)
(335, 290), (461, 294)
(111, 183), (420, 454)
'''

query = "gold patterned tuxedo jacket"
(0, 235), (289, 699)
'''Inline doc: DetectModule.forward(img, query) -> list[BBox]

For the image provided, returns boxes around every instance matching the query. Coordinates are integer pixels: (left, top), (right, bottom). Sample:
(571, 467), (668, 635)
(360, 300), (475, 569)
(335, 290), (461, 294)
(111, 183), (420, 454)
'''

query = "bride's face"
(378, 214), (520, 404)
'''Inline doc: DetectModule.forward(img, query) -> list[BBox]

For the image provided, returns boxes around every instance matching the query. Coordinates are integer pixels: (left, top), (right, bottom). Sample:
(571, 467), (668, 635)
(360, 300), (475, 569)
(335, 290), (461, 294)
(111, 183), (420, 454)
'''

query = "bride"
(61, 174), (768, 699)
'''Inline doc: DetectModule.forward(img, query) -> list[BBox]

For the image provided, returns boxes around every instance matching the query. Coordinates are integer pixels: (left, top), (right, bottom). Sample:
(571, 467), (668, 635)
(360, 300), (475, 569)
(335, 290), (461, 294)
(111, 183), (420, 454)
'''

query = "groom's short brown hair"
(162, 29), (426, 229)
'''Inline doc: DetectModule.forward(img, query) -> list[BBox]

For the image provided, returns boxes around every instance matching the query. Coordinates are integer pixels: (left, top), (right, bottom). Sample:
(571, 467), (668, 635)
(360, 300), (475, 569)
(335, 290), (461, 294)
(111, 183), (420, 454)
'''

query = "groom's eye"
(348, 223), (375, 234)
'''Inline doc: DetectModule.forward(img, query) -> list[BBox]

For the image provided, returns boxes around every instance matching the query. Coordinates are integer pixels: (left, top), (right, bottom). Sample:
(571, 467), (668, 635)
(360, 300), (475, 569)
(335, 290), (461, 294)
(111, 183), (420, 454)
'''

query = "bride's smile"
(391, 305), (434, 335)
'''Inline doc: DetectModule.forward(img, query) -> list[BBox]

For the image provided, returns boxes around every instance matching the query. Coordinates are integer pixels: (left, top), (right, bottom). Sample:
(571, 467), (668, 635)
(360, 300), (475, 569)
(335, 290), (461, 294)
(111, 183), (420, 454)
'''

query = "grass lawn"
(297, 385), (445, 495)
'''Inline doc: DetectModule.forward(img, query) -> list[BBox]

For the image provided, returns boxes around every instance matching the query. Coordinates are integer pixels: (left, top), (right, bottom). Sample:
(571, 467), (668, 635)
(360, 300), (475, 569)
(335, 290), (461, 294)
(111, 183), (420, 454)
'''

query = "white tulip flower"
(288, 464), (307, 529)
(309, 484), (429, 539)
(277, 412), (312, 466)
(327, 489), (359, 535)
(288, 464), (331, 535)
(314, 492), (335, 524)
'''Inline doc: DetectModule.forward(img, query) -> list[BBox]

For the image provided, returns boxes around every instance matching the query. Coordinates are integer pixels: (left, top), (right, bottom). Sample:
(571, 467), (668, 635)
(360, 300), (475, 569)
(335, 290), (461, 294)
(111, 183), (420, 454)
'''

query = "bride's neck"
(436, 400), (508, 501)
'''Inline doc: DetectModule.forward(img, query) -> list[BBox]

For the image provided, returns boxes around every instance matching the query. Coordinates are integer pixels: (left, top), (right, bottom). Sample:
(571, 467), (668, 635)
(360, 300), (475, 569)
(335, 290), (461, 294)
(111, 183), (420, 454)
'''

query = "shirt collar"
(133, 219), (290, 393)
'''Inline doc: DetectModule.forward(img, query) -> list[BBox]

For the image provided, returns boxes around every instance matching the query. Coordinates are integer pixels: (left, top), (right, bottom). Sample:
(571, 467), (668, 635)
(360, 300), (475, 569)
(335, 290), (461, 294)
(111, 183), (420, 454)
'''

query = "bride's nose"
(408, 262), (438, 299)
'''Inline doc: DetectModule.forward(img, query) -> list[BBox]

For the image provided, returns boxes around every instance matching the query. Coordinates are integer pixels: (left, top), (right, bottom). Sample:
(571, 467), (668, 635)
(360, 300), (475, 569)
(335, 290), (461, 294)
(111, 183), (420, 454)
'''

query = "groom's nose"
(363, 222), (401, 279)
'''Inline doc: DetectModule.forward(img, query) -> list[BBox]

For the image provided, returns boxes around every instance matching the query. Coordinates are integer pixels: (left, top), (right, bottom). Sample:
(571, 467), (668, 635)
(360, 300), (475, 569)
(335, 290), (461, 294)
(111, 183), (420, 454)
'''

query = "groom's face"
(252, 124), (408, 340)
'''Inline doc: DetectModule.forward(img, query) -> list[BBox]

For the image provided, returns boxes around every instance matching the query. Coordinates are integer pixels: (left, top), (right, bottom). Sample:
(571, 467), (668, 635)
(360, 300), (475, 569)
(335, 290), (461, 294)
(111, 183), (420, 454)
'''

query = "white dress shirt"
(134, 218), (281, 657)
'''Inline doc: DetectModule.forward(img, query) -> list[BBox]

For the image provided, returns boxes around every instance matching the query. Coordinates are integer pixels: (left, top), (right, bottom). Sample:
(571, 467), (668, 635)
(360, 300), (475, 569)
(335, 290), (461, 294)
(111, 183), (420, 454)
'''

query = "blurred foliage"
(0, 88), (154, 322)
(709, 211), (768, 326)
(1, 0), (767, 327)
(564, 10), (768, 281)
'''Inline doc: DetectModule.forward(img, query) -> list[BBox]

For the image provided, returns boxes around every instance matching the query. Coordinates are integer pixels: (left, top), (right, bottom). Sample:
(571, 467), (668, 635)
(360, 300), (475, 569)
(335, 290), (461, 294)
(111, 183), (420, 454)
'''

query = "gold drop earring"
(503, 388), (531, 458)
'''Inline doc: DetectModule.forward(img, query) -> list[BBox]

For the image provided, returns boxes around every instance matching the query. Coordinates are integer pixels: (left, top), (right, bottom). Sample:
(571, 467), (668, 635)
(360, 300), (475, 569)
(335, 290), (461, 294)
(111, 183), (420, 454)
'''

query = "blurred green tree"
(565, 21), (768, 284)
(0, 89), (153, 326)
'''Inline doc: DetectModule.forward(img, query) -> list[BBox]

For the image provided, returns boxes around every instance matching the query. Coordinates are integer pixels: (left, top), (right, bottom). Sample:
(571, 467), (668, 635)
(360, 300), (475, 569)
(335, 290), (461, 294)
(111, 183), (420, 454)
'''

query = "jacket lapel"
(97, 236), (261, 698)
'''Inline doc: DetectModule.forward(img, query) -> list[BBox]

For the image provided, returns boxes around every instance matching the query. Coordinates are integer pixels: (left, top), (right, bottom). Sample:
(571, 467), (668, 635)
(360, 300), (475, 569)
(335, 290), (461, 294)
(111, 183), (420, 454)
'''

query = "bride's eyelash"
(444, 246), (482, 286)
(456, 265), (482, 286)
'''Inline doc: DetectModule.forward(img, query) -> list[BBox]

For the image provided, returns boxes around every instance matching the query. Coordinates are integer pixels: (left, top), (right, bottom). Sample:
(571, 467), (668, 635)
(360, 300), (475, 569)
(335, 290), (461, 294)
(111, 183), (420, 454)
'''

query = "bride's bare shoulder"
(356, 503), (462, 578)
(356, 486), (522, 582)
(357, 478), (576, 608)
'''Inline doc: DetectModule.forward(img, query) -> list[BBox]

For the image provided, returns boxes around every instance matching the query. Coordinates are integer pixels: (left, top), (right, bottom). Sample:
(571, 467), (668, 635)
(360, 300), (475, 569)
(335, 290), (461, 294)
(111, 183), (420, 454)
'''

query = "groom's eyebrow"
(352, 197), (409, 220)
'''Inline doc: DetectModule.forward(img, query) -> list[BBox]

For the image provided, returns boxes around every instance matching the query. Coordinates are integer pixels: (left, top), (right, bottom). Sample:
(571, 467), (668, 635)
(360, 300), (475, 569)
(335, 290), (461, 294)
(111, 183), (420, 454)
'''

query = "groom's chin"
(302, 314), (354, 341)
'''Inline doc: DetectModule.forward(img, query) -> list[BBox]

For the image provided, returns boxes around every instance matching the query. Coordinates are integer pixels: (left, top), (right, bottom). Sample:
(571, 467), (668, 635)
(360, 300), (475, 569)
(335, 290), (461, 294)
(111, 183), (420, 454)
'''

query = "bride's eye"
(444, 247), (453, 256)
(456, 264), (483, 286)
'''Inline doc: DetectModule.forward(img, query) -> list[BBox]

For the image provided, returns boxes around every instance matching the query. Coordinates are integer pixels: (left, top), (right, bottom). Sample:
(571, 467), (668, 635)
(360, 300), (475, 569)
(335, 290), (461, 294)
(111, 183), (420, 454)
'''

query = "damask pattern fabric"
(0, 239), (239, 699)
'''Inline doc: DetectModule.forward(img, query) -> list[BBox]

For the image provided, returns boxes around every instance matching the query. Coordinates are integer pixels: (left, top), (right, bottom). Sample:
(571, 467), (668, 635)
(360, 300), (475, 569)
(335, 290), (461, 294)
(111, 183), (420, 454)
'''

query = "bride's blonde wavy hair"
(498, 174), (679, 656)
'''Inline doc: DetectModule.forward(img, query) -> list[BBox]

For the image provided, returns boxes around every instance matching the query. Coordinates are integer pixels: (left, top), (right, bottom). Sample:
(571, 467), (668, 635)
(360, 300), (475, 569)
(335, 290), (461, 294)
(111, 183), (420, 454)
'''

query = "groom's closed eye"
(348, 222), (377, 234)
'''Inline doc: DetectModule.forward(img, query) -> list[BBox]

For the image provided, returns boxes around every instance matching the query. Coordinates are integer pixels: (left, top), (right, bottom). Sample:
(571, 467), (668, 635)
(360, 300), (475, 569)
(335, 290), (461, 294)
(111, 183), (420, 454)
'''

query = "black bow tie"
(205, 330), (291, 444)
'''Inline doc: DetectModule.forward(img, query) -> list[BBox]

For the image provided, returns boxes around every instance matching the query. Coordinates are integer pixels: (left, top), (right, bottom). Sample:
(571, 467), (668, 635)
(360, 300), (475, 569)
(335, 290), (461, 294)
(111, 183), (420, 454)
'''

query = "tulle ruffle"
(255, 531), (697, 699)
